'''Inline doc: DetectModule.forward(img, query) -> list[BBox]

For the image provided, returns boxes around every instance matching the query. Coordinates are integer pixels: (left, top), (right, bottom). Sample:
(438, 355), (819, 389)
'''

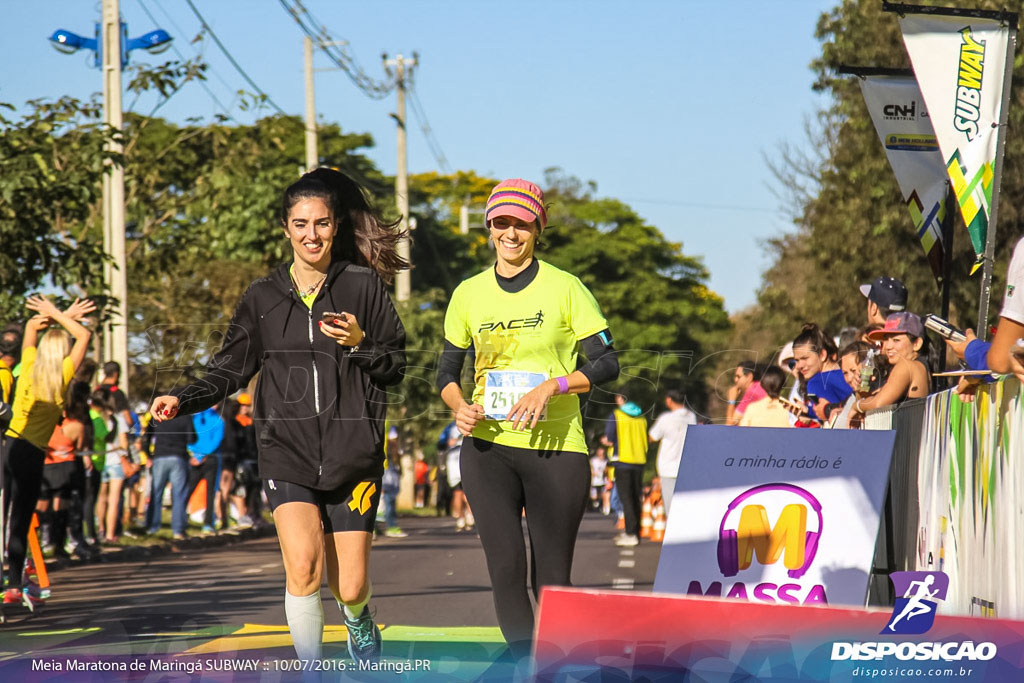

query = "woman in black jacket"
(149, 168), (407, 667)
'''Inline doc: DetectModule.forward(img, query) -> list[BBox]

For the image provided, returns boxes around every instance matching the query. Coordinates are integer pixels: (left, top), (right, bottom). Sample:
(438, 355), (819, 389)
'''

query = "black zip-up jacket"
(176, 260), (406, 489)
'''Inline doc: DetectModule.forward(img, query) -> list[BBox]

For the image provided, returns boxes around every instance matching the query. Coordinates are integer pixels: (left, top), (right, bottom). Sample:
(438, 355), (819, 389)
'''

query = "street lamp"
(47, 1), (172, 398)
(48, 24), (172, 67)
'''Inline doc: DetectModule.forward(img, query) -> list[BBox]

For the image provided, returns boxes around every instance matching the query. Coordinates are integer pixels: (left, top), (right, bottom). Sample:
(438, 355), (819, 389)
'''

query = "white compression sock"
(340, 582), (372, 621)
(285, 589), (324, 663)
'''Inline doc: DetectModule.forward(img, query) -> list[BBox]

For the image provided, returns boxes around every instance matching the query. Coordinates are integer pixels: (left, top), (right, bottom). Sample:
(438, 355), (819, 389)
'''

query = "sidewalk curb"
(44, 524), (277, 570)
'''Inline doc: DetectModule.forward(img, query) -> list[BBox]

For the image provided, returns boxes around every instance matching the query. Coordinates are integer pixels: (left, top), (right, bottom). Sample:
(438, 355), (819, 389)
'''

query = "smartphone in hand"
(321, 311), (347, 328)
(924, 314), (967, 343)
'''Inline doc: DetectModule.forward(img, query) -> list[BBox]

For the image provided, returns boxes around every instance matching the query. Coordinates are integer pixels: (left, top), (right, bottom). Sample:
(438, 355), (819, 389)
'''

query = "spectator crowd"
(0, 308), (265, 591)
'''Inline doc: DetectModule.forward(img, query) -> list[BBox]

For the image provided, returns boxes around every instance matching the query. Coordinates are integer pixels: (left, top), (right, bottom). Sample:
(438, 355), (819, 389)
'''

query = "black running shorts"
(262, 477), (382, 534)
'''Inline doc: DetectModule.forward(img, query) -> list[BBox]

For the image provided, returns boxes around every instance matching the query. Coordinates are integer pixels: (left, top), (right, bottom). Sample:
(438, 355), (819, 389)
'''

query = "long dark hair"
(281, 168), (409, 283)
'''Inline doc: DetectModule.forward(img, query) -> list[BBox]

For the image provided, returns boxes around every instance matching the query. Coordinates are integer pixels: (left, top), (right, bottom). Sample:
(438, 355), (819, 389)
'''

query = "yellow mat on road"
(184, 624), (504, 655)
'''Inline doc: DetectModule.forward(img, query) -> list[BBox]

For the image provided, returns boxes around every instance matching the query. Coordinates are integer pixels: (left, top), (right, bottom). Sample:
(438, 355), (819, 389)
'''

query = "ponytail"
(792, 322), (837, 361)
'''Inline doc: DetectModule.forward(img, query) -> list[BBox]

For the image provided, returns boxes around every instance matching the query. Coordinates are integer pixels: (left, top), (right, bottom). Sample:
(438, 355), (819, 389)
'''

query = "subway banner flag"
(897, 12), (1016, 274)
(860, 75), (949, 286)
(654, 426), (896, 608)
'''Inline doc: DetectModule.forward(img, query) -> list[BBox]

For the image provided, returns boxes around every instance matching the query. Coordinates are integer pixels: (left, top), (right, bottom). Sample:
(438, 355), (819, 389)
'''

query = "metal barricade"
(864, 398), (925, 606)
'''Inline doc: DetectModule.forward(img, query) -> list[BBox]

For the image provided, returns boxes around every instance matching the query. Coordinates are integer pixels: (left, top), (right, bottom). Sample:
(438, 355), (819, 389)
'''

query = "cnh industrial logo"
(688, 483), (828, 605)
(831, 571), (997, 663)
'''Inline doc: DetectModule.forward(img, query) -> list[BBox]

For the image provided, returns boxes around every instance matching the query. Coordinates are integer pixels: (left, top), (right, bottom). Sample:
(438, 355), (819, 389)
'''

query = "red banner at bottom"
(533, 588), (1024, 682)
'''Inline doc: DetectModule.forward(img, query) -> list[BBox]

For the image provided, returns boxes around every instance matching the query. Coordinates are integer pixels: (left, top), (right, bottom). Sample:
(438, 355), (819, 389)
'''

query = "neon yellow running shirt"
(444, 260), (608, 453)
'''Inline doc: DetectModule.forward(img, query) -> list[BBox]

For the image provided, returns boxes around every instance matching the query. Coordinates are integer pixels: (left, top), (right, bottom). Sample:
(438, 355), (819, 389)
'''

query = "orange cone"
(640, 497), (653, 539)
(615, 513), (625, 530)
(28, 514), (50, 589)
(188, 479), (207, 515)
(650, 502), (666, 543)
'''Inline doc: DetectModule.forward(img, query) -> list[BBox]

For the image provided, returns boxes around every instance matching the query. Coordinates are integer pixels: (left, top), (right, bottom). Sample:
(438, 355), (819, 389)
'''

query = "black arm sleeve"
(436, 340), (469, 393)
(578, 329), (619, 387)
(177, 285), (263, 416)
(346, 274), (407, 385)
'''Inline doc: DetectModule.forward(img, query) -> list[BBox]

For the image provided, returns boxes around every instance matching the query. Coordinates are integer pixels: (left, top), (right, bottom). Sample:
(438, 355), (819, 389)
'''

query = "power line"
(278, 0), (452, 176)
(278, 0), (395, 100)
(144, 0), (243, 103)
(407, 81), (453, 175)
(183, 0), (288, 115)
(135, 0), (235, 120)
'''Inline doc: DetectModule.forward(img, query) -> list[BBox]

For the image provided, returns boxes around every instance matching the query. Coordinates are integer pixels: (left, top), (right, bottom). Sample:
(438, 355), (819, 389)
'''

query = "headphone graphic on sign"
(716, 483), (823, 580)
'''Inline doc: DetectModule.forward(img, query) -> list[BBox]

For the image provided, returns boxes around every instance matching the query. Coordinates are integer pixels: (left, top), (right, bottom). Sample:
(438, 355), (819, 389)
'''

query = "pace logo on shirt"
(477, 310), (544, 333)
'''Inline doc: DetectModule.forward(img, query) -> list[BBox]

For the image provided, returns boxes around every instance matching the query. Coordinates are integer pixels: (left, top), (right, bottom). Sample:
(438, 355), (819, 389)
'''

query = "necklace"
(292, 270), (326, 297)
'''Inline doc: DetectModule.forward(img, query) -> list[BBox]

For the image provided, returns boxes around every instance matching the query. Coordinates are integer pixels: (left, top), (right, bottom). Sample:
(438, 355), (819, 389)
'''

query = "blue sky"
(2, 0), (835, 312)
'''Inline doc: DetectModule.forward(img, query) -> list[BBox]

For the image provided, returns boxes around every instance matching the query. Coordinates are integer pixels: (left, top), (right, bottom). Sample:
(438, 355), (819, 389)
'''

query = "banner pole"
(975, 26), (1017, 340)
(940, 181), (954, 322)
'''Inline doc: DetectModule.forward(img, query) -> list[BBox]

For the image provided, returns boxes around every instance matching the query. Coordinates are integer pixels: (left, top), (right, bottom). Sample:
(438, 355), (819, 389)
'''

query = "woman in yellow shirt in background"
(3, 295), (93, 608)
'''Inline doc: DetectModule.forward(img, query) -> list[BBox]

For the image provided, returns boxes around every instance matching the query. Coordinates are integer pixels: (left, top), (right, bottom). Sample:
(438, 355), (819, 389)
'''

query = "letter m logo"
(736, 504), (807, 571)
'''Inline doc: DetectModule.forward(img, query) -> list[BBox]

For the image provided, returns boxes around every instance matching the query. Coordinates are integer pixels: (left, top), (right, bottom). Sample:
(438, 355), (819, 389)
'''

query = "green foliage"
(751, 0), (1024, 355)
(2, 87), (729, 447)
(0, 96), (112, 321)
(122, 114), (387, 400)
(390, 289), (451, 452)
(394, 168), (731, 446)
(540, 168), (730, 428)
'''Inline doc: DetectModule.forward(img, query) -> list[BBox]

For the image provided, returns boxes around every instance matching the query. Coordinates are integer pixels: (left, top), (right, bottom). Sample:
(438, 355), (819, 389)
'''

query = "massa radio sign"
(654, 426), (896, 608)
(689, 483), (828, 606)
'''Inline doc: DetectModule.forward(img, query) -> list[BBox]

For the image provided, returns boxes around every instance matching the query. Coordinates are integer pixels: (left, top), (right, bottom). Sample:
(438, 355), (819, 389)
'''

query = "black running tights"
(3, 438), (46, 586)
(459, 436), (590, 657)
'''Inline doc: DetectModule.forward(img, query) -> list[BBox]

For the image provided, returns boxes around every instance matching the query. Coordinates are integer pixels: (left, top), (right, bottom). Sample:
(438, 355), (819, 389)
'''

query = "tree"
(0, 96), (112, 322)
(123, 114), (389, 401)
(539, 168), (730, 429)
(747, 0), (1024, 359)
(3, 91), (730, 442)
(392, 168), (732, 448)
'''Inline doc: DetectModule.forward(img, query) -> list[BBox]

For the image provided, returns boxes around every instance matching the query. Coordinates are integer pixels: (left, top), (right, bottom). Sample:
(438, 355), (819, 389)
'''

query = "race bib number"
(483, 371), (548, 421)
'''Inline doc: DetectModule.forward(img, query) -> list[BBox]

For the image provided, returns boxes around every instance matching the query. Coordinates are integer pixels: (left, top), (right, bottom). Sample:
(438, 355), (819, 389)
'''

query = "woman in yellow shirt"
(3, 295), (92, 607)
(438, 179), (619, 660)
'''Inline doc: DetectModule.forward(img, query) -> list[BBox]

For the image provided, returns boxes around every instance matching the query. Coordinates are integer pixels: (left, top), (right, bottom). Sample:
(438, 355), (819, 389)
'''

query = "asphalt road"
(0, 510), (660, 681)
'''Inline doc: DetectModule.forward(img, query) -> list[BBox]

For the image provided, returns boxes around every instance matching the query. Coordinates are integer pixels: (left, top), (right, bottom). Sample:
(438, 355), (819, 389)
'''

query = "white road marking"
(617, 559), (636, 568)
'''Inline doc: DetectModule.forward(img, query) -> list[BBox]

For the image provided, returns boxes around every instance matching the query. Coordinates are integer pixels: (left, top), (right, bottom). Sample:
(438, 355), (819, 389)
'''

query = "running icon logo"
(882, 571), (949, 634)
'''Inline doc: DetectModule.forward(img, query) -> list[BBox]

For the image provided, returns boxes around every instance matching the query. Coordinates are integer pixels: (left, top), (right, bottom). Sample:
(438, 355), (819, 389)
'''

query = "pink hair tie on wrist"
(556, 376), (570, 395)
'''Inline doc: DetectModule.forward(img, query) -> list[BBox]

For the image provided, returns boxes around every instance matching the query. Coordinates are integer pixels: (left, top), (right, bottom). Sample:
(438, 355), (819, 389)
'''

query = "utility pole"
(384, 53), (416, 302)
(102, 0), (129, 396)
(459, 201), (485, 234)
(303, 36), (317, 172)
(49, 3), (171, 400)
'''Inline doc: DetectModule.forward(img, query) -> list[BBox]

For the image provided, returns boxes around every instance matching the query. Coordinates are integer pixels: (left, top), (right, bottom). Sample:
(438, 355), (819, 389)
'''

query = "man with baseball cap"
(860, 276), (908, 326)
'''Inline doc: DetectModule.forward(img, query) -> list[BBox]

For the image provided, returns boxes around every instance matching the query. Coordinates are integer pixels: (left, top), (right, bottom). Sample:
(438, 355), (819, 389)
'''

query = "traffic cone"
(650, 503), (666, 543)
(188, 479), (207, 515)
(615, 513), (625, 530)
(640, 497), (653, 539)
